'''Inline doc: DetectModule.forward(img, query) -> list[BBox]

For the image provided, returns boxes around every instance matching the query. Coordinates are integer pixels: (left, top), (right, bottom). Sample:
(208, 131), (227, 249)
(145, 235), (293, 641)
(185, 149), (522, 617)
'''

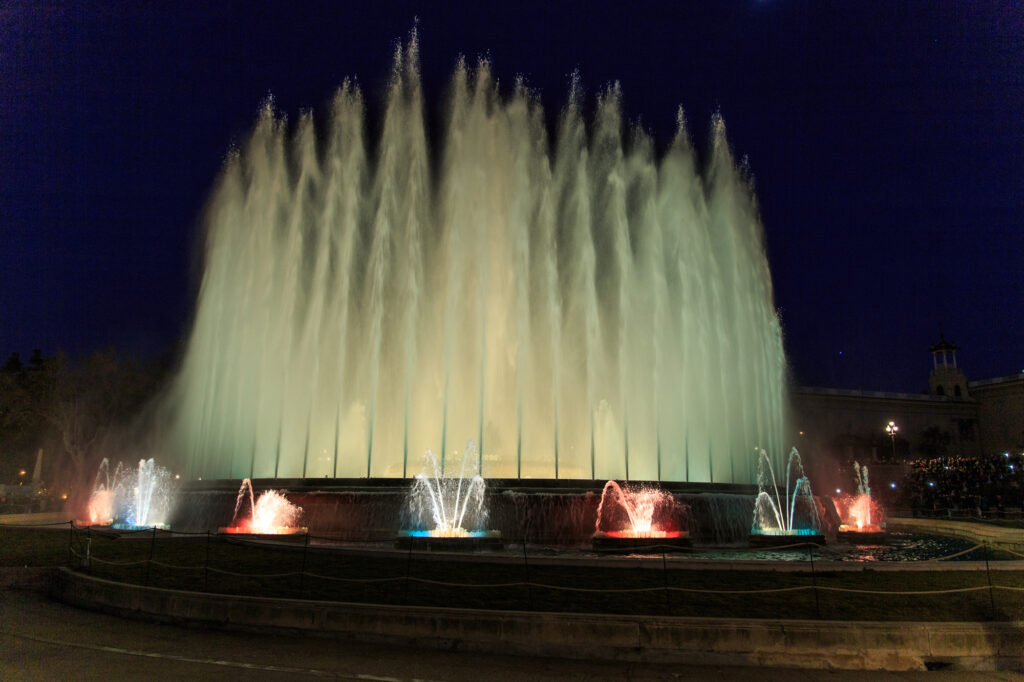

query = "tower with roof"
(928, 332), (969, 399)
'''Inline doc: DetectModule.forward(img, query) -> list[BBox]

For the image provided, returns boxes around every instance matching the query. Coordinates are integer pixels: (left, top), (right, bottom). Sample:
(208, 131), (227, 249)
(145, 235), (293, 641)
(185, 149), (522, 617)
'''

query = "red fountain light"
(592, 481), (691, 550)
(221, 484), (305, 535)
(833, 493), (885, 534)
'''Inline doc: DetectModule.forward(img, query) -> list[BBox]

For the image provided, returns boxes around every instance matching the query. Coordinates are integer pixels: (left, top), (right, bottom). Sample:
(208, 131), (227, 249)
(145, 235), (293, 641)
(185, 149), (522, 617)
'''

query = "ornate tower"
(928, 333), (969, 399)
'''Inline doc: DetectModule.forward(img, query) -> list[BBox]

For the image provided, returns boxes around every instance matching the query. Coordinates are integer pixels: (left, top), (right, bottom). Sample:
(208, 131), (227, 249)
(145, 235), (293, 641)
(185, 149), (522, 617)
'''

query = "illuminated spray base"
(592, 529), (692, 552)
(394, 529), (503, 551)
(837, 524), (887, 544)
(748, 528), (826, 547)
(219, 524), (308, 536)
(111, 522), (170, 531)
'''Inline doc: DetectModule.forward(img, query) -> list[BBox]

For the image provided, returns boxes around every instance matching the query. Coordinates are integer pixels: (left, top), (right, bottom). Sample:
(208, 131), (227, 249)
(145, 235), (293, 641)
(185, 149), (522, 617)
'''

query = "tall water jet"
(592, 481), (691, 551)
(398, 440), (500, 549)
(165, 33), (787, 484)
(221, 478), (305, 535)
(749, 449), (824, 546)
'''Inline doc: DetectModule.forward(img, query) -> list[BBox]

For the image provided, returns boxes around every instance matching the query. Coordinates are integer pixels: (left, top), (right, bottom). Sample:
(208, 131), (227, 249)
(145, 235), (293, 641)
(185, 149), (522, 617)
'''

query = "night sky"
(3, 1), (1022, 393)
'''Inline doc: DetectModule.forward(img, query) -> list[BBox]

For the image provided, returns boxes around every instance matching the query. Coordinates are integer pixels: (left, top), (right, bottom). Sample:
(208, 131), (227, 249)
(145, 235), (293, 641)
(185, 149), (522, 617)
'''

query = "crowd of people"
(904, 451), (1024, 515)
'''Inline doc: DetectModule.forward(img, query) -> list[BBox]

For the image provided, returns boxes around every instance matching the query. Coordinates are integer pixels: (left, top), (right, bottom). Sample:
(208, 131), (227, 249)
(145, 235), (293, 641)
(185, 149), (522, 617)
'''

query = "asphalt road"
(1, 586), (1022, 681)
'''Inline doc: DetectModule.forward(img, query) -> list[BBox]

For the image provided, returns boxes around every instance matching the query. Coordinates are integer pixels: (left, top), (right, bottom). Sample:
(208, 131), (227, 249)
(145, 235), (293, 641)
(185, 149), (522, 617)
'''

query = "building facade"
(791, 336), (1024, 471)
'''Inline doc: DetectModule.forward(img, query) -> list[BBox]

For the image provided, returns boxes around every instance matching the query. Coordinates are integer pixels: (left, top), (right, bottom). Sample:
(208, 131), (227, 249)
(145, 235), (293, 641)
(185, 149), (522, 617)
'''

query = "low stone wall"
(52, 568), (1023, 672)
(887, 517), (1024, 553)
(0, 511), (73, 526)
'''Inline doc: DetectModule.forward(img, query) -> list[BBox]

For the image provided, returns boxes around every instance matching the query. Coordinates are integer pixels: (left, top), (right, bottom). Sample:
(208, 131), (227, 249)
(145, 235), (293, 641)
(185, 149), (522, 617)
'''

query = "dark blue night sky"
(2, 1), (1022, 392)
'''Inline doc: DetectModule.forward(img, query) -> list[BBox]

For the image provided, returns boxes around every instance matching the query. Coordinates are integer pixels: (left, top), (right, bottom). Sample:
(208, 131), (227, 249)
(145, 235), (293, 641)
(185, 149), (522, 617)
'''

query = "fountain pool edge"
(887, 517), (1024, 554)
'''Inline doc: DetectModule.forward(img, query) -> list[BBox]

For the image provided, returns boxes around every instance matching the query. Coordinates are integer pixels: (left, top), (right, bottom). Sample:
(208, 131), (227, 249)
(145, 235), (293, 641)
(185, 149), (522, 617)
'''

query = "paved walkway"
(1, 586), (1022, 681)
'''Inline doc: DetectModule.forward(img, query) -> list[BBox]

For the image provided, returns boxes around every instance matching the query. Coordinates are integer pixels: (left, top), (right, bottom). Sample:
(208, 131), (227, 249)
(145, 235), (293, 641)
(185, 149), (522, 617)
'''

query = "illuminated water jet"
(166, 32), (787, 485)
(835, 462), (886, 543)
(397, 441), (501, 549)
(220, 478), (305, 535)
(749, 449), (824, 547)
(592, 480), (690, 551)
(86, 458), (176, 530)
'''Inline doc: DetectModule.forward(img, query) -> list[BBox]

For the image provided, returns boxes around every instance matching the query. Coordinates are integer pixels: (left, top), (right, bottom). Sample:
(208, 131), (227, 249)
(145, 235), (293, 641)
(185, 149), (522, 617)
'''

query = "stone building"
(791, 335), (1024, 475)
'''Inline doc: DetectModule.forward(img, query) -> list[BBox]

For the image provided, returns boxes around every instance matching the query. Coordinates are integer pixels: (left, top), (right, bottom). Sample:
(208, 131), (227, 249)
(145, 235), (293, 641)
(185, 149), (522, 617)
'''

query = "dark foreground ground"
(2, 586), (1023, 682)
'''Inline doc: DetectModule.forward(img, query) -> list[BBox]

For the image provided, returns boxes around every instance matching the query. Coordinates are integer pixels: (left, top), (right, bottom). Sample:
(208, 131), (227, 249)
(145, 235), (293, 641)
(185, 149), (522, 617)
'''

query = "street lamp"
(885, 420), (899, 460)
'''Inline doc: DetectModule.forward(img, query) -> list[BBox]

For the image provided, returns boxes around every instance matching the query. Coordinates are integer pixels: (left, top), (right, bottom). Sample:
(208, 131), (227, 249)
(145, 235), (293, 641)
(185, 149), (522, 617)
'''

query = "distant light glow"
(889, 482), (896, 489)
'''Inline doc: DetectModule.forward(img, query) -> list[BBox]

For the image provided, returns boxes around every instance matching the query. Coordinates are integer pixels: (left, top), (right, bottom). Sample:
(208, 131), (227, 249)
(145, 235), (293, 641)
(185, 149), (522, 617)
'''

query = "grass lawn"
(3, 525), (1022, 621)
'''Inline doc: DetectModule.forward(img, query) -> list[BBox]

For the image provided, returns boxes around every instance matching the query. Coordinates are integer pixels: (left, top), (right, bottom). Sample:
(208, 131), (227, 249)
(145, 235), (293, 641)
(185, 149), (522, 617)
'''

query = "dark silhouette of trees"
(1, 348), (170, 493)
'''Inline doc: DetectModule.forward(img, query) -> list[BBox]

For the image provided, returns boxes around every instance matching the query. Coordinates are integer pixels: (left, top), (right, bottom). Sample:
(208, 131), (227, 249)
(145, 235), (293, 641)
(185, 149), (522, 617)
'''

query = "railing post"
(298, 532), (309, 598)
(204, 530), (211, 592)
(984, 541), (997, 621)
(808, 543), (821, 619)
(522, 536), (532, 611)
(67, 521), (73, 566)
(661, 552), (672, 616)
(402, 539), (413, 605)
(145, 526), (156, 586)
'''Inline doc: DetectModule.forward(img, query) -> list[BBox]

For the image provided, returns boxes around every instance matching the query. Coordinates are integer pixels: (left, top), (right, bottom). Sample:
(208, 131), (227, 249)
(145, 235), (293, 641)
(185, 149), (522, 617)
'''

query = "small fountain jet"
(749, 449), (825, 547)
(86, 458), (176, 530)
(396, 441), (501, 550)
(592, 481), (690, 551)
(835, 462), (886, 543)
(220, 478), (305, 535)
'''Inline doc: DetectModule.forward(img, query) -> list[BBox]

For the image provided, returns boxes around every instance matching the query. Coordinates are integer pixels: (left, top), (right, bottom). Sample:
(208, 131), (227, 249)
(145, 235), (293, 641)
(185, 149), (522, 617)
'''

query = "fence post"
(808, 543), (821, 619)
(402, 539), (413, 605)
(67, 521), (73, 566)
(984, 541), (997, 621)
(298, 532), (309, 598)
(145, 526), (156, 586)
(204, 531), (211, 592)
(522, 536), (533, 611)
(661, 552), (672, 616)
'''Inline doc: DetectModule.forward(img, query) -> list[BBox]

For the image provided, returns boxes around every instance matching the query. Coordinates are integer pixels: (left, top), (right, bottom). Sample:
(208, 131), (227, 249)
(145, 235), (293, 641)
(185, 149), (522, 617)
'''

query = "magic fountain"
(592, 481), (690, 551)
(163, 32), (788, 486)
(397, 441), (501, 549)
(749, 449), (824, 547)
(220, 478), (306, 535)
(834, 462), (886, 543)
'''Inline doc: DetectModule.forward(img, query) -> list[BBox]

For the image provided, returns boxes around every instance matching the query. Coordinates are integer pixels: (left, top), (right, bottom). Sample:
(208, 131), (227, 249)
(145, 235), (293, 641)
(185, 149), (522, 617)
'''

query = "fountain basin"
(592, 530), (691, 552)
(394, 529), (502, 551)
(837, 524), (887, 544)
(748, 529), (825, 548)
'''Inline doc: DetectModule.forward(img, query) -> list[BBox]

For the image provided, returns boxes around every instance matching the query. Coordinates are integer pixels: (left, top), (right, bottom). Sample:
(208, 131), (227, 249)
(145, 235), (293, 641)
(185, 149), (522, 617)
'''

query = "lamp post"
(885, 421), (899, 461)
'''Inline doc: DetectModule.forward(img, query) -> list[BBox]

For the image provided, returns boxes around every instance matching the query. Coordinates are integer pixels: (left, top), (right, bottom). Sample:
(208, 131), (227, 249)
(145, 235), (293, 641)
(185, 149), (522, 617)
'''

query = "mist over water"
(167, 36), (787, 483)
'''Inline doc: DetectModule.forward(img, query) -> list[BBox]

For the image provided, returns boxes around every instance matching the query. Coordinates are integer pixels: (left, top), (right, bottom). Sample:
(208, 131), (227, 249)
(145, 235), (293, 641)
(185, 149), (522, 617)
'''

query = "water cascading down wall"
(168, 37), (787, 484)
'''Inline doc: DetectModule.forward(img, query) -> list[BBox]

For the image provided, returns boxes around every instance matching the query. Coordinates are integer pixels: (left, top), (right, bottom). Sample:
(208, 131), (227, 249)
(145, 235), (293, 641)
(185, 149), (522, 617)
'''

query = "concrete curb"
(52, 568), (1023, 672)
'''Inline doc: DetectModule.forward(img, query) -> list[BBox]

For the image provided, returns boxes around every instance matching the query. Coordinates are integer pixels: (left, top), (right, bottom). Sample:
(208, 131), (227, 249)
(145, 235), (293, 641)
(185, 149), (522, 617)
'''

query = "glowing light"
(595, 481), (683, 538)
(224, 479), (303, 534)
(890, 482), (896, 489)
(836, 488), (841, 494)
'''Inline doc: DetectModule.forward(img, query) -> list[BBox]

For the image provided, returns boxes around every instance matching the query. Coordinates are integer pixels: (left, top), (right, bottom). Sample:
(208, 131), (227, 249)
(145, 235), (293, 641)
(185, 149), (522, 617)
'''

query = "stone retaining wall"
(52, 568), (1023, 672)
